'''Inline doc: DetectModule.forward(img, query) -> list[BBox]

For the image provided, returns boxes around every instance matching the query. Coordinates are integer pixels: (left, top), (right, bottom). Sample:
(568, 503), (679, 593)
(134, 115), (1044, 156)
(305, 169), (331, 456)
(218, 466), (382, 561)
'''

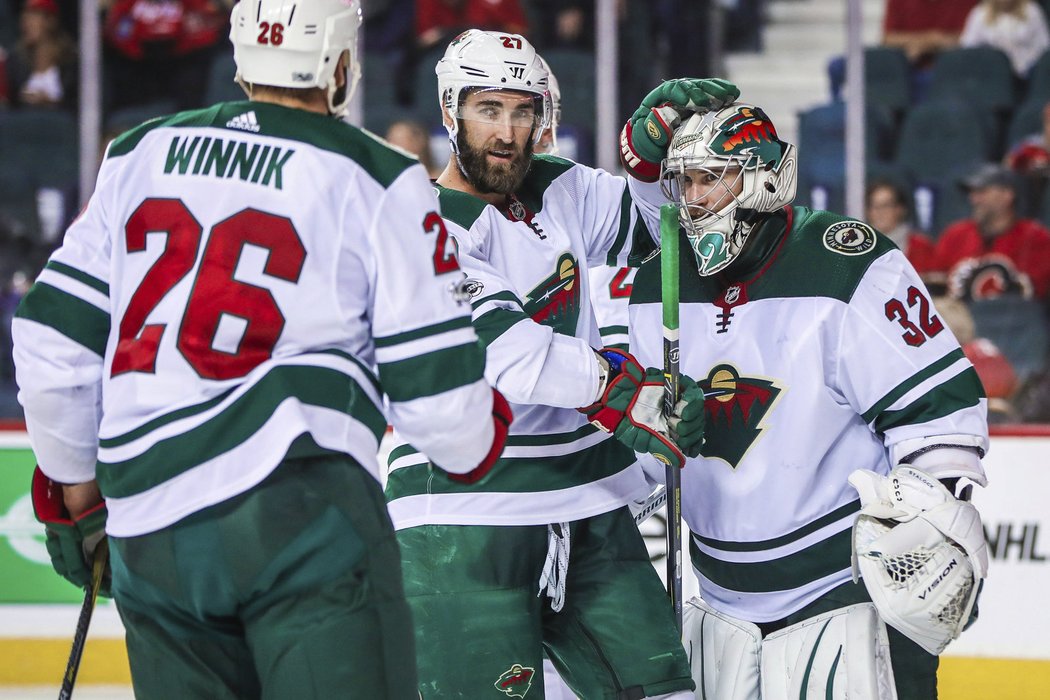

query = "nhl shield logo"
(494, 664), (535, 698)
(822, 221), (877, 256)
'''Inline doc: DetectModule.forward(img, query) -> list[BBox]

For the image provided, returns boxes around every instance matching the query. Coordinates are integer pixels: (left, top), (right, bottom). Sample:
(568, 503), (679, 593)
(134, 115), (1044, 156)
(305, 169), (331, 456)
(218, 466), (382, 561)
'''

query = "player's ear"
(334, 50), (349, 90)
(441, 104), (455, 130)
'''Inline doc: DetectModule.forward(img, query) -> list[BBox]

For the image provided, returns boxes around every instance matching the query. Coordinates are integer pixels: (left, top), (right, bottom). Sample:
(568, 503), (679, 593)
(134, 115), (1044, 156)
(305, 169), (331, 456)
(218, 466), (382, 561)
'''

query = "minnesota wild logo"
(522, 252), (580, 336)
(494, 664), (535, 698)
(699, 363), (783, 468)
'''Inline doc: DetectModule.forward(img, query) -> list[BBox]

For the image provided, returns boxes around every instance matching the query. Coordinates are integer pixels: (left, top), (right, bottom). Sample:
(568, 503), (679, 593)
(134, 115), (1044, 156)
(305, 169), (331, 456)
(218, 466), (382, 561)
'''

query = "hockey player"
(384, 31), (727, 699)
(620, 96), (990, 699)
(14, 2), (510, 698)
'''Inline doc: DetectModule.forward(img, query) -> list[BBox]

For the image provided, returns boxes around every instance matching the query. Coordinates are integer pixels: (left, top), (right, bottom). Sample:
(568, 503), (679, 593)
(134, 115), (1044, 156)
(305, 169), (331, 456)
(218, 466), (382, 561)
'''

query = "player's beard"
(456, 129), (533, 195)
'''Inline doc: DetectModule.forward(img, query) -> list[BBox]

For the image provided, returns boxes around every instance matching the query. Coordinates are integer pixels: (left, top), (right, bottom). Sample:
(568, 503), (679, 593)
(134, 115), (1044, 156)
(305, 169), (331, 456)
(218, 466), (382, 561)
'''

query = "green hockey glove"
(32, 467), (110, 596)
(581, 349), (687, 469)
(620, 78), (740, 182)
(668, 375), (706, 458)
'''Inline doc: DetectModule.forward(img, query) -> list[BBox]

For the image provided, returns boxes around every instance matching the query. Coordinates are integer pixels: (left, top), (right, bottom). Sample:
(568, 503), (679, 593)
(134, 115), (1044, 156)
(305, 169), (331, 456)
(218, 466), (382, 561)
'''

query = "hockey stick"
(59, 538), (109, 700)
(631, 485), (667, 526)
(660, 203), (683, 632)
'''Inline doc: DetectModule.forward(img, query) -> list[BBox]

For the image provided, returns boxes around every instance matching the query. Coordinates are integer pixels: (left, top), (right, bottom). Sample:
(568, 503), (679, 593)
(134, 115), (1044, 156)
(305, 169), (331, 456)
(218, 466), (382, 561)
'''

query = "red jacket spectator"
(936, 218), (1050, 298)
(935, 163), (1050, 299)
(865, 179), (939, 277)
(104, 0), (224, 60)
(883, 0), (978, 65)
(417, 0), (529, 50)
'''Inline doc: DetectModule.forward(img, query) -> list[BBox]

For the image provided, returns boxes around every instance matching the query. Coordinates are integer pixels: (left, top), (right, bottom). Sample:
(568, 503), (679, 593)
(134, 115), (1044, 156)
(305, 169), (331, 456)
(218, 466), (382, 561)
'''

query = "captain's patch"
(822, 221), (877, 256)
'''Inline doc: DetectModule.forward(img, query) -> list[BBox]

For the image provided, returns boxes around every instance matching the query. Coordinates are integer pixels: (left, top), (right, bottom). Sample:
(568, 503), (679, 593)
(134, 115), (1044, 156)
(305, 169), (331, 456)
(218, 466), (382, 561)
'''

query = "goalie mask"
(436, 29), (553, 154)
(849, 466), (989, 656)
(230, 0), (362, 117)
(661, 105), (797, 276)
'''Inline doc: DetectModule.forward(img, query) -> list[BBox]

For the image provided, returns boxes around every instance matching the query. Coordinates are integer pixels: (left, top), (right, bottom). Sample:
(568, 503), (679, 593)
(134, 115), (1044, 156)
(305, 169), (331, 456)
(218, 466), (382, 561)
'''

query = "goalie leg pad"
(760, 603), (898, 700)
(682, 597), (761, 700)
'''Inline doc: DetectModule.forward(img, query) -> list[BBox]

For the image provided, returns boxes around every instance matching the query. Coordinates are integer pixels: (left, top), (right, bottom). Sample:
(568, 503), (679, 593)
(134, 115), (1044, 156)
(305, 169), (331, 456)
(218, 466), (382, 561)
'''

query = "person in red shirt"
(416, 0), (529, 51)
(865, 178), (939, 278)
(935, 163), (1050, 300)
(883, 0), (978, 67)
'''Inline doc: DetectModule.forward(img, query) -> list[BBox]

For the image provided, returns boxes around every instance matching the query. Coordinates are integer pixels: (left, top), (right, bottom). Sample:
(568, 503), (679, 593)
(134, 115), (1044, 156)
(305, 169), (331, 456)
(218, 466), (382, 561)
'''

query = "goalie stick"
(59, 538), (108, 700)
(660, 203), (684, 632)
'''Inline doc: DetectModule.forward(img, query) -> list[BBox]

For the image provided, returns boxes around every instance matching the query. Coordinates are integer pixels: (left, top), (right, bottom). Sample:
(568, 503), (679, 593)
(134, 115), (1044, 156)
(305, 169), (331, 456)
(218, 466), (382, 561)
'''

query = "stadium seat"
(206, 49), (244, 106)
(794, 101), (894, 211)
(540, 48), (596, 156)
(0, 2), (15, 49)
(969, 296), (1049, 384)
(927, 47), (1018, 113)
(1005, 98), (1046, 152)
(0, 110), (79, 190)
(362, 50), (425, 135)
(894, 100), (993, 183)
(863, 46), (913, 118)
(1025, 48), (1050, 105)
(412, 45), (448, 129)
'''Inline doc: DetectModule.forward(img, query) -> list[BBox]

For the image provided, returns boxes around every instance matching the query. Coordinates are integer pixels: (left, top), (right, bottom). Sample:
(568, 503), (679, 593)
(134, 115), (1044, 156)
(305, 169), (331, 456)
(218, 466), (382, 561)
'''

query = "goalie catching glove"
(620, 77), (740, 181)
(32, 467), (110, 596)
(848, 465), (988, 655)
(581, 348), (705, 469)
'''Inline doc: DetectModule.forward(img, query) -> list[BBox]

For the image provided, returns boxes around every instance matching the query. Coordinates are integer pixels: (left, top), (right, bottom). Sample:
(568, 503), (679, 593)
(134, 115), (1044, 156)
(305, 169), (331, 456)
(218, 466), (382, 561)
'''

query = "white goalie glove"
(848, 465), (988, 655)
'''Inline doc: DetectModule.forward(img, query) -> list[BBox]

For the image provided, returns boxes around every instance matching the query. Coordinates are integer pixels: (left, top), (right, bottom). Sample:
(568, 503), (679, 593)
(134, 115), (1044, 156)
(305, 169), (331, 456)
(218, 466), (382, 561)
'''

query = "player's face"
(456, 89), (537, 194)
(681, 164), (744, 218)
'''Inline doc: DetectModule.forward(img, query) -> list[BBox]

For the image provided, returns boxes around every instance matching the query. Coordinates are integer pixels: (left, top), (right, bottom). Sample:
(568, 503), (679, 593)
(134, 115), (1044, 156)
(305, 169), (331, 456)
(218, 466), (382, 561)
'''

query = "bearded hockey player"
(13, 2), (512, 697)
(621, 97), (990, 700)
(383, 30), (729, 699)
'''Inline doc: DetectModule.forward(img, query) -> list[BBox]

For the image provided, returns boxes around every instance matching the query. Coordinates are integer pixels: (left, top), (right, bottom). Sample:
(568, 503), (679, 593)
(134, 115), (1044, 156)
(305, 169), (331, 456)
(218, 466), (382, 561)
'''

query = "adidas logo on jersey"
(225, 111), (260, 133)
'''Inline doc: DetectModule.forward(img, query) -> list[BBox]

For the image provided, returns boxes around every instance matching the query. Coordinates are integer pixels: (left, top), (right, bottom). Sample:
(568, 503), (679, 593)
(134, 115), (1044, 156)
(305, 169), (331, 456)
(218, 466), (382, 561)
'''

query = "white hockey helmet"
(661, 104), (797, 276)
(436, 29), (553, 151)
(537, 54), (561, 154)
(229, 0), (362, 117)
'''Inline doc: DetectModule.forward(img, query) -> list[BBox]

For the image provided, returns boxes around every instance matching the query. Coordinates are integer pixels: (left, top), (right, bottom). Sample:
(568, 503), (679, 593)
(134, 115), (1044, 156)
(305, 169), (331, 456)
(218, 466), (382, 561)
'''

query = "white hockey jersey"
(629, 206), (989, 623)
(385, 155), (662, 528)
(588, 265), (637, 350)
(13, 101), (495, 537)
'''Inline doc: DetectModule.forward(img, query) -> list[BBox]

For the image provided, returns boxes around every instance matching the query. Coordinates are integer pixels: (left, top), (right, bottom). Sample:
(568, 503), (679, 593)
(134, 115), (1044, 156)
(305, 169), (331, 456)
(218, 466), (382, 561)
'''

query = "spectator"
(416, 0), (529, 52)
(4, 0), (78, 110)
(882, 0), (978, 98)
(1005, 101), (1050, 217)
(935, 162), (1050, 301)
(384, 118), (442, 178)
(959, 0), (1050, 77)
(103, 0), (225, 113)
(865, 178), (939, 278)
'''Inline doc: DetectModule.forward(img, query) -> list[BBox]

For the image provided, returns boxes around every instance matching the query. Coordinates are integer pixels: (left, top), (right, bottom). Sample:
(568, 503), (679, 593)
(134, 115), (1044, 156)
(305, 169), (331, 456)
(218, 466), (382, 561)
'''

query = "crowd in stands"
(3, 0), (1050, 423)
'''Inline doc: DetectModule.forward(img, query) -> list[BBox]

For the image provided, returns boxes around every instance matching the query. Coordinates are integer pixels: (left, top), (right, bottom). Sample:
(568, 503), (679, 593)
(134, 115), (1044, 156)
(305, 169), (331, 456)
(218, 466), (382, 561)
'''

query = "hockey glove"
(581, 348), (687, 468)
(446, 388), (513, 484)
(668, 375), (706, 458)
(31, 467), (110, 596)
(620, 78), (740, 181)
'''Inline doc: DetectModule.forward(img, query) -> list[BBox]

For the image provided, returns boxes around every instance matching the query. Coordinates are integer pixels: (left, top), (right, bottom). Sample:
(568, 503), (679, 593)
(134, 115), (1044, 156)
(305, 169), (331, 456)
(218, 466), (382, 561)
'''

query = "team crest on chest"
(494, 664), (535, 698)
(699, 363), (783, 468)
(822, 221), (877, 256)
(523, 252), (581, 336)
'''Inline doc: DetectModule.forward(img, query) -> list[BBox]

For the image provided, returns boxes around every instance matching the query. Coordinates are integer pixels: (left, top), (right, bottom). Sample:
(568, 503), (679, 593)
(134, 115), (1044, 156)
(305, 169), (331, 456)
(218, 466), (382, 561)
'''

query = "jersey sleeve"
(12, 159), (119, 484)
(587, 265), (635, 350)
(450, 216), (602, 409)
(362, 165), (495, 473)
(834, 250), (989, 464)
(577, 166), (659, 269)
